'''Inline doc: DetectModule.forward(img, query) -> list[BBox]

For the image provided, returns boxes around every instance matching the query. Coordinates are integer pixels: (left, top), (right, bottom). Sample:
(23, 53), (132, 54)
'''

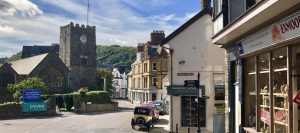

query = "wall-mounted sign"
(239, 10), (300, 56)
(167, 85), (205, 96)
(177, 73), (194, 76)
(22, 102), (47, 112)
(23, 89), (41, 103)
(215, 85), (225, 100)
(184, 80), (199, 87)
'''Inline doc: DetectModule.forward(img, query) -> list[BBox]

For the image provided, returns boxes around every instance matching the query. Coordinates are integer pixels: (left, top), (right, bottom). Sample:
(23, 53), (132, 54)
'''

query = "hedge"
(85, 91), (111, 104)
(54, 91), (111, 111)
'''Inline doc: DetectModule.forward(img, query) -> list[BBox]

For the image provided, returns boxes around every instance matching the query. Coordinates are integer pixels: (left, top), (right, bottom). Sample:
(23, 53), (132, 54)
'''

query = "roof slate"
(9, 53), (48, 75)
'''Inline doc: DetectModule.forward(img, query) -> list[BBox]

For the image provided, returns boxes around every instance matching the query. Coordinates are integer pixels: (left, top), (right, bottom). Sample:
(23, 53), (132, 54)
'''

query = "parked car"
(141, 104), (160, 122)
(131, 106), (154, 131)
(148, 100), (166, 115)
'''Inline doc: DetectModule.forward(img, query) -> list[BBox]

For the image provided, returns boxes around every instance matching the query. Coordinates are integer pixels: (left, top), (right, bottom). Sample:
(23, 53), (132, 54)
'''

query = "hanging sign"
(293, 90), (300, 105)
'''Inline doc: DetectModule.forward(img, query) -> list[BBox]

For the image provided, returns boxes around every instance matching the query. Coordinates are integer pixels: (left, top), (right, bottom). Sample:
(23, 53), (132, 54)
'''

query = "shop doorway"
(152, 93), (156, 101)
(228, 61), (237, 133)
(292, 46), (300, 132)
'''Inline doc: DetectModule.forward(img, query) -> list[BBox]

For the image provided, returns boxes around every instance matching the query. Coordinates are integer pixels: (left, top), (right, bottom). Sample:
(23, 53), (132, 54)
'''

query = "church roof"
(22, 44), (59, 59)
(9, 53), (48, 75)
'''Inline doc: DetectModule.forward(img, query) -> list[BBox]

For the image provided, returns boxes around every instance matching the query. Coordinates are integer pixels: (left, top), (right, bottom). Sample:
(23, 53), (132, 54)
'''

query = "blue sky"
(0, 0), (201, 57)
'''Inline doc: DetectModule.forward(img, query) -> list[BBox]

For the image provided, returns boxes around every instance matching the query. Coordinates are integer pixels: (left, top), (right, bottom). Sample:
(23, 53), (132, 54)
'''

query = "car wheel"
(131, 119), (135, 129)
(136, 117), (145, 124)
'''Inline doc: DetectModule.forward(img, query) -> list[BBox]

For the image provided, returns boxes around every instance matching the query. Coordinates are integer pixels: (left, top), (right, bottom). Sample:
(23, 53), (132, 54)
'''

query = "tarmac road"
(0, 100), (169, 133)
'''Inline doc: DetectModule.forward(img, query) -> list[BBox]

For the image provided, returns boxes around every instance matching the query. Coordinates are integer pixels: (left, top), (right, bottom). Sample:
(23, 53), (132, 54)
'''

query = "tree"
(7, 77), (48, 102)
(96, 69), (114, 93)
(96, 45), (136, 72)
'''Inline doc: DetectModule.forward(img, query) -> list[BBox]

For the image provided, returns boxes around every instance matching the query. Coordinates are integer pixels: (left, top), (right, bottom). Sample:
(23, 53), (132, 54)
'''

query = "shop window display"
(181, 96), (206, 127)
(272, 48), (288, 132)
(258, 53), (271, 132)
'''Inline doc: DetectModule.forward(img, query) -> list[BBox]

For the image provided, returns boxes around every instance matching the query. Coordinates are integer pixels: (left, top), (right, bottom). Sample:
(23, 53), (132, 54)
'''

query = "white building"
(112, 67), (127, 98)
(162, 2), (225, 133)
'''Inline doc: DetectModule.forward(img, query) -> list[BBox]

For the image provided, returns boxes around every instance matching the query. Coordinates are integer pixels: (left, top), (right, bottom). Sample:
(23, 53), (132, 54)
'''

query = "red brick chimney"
(150, 30), (165, 46)
(201, 0), (211, 9)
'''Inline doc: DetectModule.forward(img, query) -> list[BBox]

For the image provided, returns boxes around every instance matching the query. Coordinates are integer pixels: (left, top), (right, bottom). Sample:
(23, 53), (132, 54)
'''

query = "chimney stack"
(201, 0), (211, 9)
(150, 30), (165, 46)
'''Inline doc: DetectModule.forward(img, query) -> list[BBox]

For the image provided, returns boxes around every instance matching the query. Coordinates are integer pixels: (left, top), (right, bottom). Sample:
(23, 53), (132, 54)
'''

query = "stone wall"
(86, 102), (118, 112)
(0, 96), (57, 119)
(224, 52), (229, 133)
(73, 95), (118, 113)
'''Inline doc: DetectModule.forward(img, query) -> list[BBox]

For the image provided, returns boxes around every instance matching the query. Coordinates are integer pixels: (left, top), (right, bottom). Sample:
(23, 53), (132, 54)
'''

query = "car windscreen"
(150, 102), (163, 106)
(134, 108), (150, 115)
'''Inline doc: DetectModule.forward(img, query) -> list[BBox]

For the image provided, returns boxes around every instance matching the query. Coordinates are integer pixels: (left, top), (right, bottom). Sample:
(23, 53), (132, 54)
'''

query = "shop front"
(227, 10), (300, 133)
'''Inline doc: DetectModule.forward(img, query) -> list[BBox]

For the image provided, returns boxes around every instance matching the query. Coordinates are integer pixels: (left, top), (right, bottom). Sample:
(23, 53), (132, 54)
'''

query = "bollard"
(188, 127), (190, 133)
(176, 124), (178, 133)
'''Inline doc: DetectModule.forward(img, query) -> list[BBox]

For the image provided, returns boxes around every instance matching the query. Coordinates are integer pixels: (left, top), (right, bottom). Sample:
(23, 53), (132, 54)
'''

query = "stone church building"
(0, 22), (96, 102)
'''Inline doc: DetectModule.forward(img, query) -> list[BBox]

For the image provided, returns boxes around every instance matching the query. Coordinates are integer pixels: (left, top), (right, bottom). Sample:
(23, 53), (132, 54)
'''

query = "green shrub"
(85, 91), (111, 104)
(7, 77), (48, 102)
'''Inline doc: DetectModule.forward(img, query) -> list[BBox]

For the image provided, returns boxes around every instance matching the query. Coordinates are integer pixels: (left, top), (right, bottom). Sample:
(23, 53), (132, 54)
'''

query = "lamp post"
(197, 72), (201, 133)
(157, 44), (174, 132)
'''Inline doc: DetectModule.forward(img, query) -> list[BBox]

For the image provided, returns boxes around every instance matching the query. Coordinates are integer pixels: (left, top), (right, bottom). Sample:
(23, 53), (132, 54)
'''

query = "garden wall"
(0, 96), (57, 119)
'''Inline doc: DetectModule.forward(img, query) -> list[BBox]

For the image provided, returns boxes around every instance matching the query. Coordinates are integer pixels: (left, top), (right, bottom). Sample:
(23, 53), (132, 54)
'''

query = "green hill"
(0, 45), (136, 73)
(96, 45), (136, 72)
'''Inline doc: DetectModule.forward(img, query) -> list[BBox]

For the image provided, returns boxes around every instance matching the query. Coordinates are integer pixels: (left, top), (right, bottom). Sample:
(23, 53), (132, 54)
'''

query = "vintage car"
(148, 100), (166, 115)
(141, 104), (160, 122)
(131, 106), (154, 131)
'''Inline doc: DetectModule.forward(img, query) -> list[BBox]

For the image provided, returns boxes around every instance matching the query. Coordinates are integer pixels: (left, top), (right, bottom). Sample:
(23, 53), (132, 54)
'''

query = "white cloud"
(0, 25), (15, 33)
(0, 0), (196, 57)
(0, 0), (43, 17)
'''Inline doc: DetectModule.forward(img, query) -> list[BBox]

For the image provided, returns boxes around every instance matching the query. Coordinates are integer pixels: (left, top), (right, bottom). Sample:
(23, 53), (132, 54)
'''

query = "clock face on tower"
(80, 34), (87, 44)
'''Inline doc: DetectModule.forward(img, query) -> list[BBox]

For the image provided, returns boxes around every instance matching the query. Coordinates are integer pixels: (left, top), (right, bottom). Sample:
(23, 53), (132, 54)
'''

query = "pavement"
(0, 99), (170, 133)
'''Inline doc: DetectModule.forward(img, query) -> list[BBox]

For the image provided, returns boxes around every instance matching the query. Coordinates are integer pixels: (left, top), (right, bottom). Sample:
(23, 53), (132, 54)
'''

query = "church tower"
(59, 22), (96, 90)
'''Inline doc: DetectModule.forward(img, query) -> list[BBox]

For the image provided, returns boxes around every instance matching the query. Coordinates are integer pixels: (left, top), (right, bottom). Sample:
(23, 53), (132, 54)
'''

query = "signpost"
(22, 102), (48, 112)
(23, 89), (41, 102)
(184, 80), (199, 87)
(22, 89), (47, 112)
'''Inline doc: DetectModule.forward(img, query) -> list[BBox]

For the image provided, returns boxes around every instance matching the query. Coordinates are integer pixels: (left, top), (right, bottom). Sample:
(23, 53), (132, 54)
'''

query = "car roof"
(135, 106), (153, 109)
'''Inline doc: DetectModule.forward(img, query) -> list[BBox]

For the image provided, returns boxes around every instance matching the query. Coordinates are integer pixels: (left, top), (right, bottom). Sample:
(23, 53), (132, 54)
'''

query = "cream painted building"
(128, 31), (168, 104)
(162, 4), (225, 133)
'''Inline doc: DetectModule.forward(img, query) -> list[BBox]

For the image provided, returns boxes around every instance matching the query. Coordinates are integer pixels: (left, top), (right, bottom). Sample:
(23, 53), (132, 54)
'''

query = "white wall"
(167, 14), (225, 133)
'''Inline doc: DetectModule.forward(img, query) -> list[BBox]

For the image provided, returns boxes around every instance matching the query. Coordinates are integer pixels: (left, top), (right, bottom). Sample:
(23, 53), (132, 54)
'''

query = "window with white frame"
(144, 77), (148, 88)
(152, 77), (157, 86)
(152, 62), (157, 71)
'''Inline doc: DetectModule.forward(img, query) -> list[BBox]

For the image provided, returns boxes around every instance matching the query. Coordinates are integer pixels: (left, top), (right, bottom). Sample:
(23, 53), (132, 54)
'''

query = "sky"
(0, 0), (201, 57)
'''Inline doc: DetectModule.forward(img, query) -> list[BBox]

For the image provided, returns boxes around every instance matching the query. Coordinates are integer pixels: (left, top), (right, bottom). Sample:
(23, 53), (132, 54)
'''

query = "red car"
(140, 104), (160, 122)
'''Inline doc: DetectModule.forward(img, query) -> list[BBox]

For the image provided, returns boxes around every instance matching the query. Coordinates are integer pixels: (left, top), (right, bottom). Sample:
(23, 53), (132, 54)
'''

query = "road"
(0, 100), (169, 133)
